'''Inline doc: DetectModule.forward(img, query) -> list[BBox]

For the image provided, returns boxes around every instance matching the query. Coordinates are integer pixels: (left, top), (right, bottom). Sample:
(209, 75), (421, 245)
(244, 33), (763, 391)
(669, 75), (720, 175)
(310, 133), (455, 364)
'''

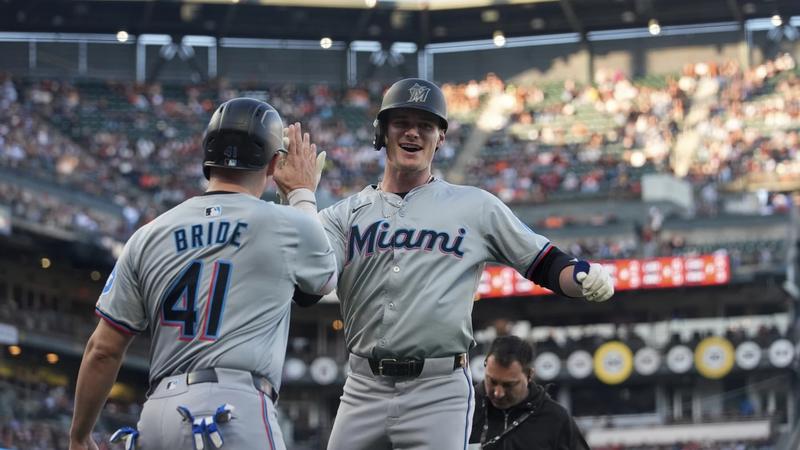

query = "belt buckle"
(378, 358), (397, 376)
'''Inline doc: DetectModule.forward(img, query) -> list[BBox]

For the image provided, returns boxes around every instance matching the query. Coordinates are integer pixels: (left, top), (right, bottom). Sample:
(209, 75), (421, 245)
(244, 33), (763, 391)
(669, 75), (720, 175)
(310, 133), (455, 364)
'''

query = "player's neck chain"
(377, 174), (434, 194)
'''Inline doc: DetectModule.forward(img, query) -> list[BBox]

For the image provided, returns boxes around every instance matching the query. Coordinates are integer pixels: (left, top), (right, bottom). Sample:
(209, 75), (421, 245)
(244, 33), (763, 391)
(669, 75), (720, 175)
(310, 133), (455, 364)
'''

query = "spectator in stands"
(470, 335), (589, 449)
(1, 54), (797, 265)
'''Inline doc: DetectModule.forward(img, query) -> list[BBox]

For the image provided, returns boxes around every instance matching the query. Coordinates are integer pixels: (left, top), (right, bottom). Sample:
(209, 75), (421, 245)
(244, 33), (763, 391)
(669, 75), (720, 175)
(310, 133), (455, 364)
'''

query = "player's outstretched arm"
(558, 261), (614, 302)
(70, 320), (135, 450)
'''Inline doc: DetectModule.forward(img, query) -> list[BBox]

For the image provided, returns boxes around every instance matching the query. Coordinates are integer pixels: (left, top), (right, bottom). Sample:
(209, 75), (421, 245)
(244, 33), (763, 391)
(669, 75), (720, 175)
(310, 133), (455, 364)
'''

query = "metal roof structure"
(2, 0), (799, 46)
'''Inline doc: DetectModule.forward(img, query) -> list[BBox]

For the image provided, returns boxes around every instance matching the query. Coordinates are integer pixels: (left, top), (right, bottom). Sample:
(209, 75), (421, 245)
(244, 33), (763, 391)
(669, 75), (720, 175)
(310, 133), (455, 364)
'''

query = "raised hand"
(274, 122), (319, 195)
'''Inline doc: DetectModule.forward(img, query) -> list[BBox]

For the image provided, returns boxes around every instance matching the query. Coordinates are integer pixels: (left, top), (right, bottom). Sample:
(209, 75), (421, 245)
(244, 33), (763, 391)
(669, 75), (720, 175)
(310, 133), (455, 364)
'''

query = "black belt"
(151, 368), (278, 403)
(367, 354), (467, 377)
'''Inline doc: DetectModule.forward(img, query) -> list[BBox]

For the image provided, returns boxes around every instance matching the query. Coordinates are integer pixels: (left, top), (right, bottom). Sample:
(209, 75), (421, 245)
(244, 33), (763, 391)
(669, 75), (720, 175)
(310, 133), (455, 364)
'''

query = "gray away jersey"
(96, 192), (337, 391)
(319, 179), (551, 359)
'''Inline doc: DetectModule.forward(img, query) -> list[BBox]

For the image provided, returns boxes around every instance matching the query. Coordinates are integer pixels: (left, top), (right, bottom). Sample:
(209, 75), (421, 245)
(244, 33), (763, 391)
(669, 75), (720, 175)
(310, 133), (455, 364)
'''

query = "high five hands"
(274, 122), (326, 199)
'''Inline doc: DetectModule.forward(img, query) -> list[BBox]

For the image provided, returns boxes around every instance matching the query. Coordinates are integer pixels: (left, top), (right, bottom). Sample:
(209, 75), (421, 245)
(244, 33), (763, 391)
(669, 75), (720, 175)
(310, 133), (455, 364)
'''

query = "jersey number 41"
(160, 260), (232, 341)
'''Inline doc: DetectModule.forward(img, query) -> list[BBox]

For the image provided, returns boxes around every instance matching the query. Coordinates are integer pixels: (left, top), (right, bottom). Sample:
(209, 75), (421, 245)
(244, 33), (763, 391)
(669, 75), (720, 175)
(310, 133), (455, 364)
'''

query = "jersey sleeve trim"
(94, 307), (143, 335)
(524, 242), (553, 279)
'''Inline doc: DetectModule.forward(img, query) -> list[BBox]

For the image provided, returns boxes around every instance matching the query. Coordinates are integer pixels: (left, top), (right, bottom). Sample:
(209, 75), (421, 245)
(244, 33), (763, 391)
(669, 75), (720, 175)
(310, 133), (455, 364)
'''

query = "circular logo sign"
(735, 341), (761, 370)
(283, 357), (307, 381)
(534, 352), (561, 381)
(666, 345), (693, 374)
(309, 357), (338, 385)
(695, 336), (734, 379)
(594, 341), (633, 385)
(634, 347), (661, 376)
(769, 339), (795, 368)
(566, 350), (593, 379)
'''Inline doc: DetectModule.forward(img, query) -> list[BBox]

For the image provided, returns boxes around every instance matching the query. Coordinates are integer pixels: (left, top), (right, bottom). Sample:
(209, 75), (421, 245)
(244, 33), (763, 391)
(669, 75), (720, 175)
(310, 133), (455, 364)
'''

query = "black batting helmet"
(373, 78), (448, 151)
(202, 97), (285, 180)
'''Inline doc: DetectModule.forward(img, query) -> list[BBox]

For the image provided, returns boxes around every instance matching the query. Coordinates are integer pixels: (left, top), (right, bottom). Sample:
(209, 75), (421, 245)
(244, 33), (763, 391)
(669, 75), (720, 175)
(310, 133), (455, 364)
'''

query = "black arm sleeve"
(527, 246), (578, 297)
(292, 286), (324, 307)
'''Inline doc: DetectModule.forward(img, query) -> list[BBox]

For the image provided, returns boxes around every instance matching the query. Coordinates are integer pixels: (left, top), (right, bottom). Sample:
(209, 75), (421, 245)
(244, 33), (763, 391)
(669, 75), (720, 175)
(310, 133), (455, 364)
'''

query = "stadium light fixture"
(46, 353), (59, 364)
(8, 346), (21, 356)
(648, 19), (661, 36)
(771, 15), (783, 27)
(493, 30), (506, 47)
(116, 30), (129, 43)
(40, 257), (51, 269)
(320, 37), (333, 49)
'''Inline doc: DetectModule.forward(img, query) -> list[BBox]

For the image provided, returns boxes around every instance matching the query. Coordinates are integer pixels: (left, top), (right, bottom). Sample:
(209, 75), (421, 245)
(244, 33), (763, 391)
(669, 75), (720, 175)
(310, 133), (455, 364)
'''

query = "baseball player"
(279, 78), (614, 449)
(69, 98), (337, 450)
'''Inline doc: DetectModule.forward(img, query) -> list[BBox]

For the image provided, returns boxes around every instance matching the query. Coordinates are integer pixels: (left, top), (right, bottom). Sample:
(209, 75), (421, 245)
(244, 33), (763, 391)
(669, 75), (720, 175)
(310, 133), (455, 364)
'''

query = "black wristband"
(573, 260), (590, 284)
(528, 246), (579, 298)
(292, 286), (323, 307)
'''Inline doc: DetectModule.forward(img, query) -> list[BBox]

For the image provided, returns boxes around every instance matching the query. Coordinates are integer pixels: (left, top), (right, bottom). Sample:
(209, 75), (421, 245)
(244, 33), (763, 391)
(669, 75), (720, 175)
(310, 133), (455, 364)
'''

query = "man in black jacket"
(469, 336), (590, 449)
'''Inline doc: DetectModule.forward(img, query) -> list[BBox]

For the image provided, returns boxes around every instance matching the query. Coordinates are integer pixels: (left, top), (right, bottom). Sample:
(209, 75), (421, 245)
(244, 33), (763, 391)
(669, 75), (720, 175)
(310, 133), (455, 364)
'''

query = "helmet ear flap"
(372, 118), (385, 151)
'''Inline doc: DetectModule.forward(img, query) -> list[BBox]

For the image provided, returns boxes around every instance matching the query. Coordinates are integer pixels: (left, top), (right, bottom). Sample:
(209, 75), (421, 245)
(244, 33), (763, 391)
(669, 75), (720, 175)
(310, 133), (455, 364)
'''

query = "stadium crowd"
(464, 53), (798, 204)
(1, 54), (797, 248)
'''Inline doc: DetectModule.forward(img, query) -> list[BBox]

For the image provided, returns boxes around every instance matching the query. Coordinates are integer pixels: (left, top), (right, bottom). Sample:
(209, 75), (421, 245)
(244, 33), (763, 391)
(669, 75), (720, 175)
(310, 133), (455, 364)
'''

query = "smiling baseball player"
(69, 98), (337, 450)
(279, 78), (614, 450)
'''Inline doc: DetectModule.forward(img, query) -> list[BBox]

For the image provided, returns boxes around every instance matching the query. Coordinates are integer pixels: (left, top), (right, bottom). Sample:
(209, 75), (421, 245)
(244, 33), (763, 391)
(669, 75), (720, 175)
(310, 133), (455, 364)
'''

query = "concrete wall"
(433, 41), (591, 84)
(432, 30), (747, 84)
(0, 26), (794, 84)
(592, 31), (745, 79)
(219, 47), (346, 84)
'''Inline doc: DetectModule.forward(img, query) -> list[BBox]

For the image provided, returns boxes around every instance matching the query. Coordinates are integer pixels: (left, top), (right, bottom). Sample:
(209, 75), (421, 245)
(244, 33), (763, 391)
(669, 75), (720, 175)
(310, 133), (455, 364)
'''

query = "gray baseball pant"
(327, 354), (474, 450)
(137, 368), (285, 450)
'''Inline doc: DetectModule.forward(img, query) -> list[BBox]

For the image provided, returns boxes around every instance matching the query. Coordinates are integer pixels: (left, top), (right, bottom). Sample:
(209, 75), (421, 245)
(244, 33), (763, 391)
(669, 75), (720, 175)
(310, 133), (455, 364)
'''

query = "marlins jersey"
(319, 179), (550, 360)
(96, 192), (337, 391)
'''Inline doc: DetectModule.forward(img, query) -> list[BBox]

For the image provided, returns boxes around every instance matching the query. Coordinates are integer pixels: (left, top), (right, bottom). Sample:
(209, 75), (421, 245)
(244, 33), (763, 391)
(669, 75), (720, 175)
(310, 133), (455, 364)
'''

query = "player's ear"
(435, 129), (445, 151)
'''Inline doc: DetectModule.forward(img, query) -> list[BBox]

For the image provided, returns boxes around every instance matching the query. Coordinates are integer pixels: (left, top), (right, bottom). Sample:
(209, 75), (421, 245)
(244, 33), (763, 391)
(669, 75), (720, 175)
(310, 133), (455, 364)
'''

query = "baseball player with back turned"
(69, 98), (337, 450)
(279, 78), (614, 450)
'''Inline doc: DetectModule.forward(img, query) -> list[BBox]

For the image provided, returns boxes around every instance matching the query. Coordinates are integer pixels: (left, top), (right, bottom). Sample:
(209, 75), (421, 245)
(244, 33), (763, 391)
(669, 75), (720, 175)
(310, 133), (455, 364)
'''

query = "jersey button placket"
(381, 202), (401, 353)
(382, 260), (400, 351)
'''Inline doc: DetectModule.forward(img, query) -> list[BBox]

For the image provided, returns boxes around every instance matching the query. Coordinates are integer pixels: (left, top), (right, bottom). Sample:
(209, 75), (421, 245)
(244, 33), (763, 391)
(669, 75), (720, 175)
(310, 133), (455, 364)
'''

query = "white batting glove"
(277, 128), (292, 204)
(574, 262), (614, 302)
(314, 151), (326, 190)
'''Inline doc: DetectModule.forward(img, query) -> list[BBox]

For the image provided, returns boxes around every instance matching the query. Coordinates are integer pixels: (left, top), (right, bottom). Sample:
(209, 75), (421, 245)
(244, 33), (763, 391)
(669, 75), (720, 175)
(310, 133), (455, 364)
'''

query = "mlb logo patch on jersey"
(205, 206), (223, 217)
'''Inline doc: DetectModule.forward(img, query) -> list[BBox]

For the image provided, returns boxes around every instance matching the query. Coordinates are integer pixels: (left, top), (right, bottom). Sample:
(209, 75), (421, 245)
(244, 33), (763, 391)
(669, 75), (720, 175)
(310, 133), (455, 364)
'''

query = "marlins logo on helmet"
(407, 83), (431, 103)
